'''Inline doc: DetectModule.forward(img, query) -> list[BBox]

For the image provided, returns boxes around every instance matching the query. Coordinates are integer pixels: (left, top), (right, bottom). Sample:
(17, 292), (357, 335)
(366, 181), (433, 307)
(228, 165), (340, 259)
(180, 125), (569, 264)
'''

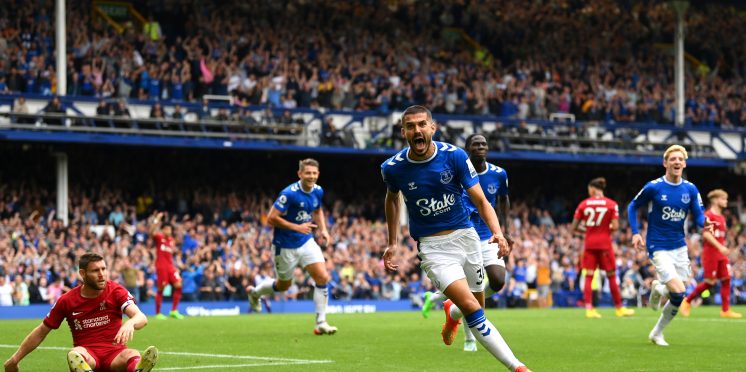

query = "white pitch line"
(160, 350), (333, 363)
(0, 344), (334, 366)
(156, 361), (332, 371)
(622, 316), (746, 324)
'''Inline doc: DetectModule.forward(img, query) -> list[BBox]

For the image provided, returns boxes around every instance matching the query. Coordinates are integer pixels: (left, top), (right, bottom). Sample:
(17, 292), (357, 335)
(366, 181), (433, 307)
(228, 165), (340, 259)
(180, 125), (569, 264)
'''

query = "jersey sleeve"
(573, 201), (585, 221)
(380, 163), (399, 193)
(497, 168), (509, 196)
(315, 186), (325, 211)
(610, 200), (619, 220)
(152, 232), (163, 244)
(627, 182), (655, 234)
(455, 148), (479, 190)
(113, 284), (136, 312)
(43, 297), (67, 330)
(689, 184), (705, 228)
(273, 190), (292, 213)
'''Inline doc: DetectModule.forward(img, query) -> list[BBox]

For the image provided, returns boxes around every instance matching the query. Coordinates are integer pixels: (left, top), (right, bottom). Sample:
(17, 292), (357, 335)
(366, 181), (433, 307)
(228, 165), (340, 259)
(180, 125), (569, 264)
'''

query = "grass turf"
(1, 305), (744, 371)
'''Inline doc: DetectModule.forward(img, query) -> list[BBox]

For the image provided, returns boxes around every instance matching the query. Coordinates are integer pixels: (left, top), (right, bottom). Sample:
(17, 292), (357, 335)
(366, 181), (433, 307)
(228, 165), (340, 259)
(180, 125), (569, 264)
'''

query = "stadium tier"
(1, 1), (746, 371)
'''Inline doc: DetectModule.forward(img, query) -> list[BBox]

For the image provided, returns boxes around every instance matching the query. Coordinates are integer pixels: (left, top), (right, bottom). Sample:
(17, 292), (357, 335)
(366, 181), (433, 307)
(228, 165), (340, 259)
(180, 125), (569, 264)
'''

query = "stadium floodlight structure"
(670, 0), (689, 128)
(55, 0), (69, 225)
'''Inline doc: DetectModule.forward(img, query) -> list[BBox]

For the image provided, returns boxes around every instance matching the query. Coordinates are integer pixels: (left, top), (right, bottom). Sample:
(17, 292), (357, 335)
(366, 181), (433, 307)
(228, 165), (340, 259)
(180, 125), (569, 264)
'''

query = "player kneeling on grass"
(680, 189), (742, 319)
(3, 253), (158, 372)
(247, 158), (337, 335)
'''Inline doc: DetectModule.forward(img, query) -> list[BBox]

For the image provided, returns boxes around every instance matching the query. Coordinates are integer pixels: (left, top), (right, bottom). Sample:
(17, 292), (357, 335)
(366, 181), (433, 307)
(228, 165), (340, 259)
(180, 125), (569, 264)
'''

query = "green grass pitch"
(1, 306), (744, 371)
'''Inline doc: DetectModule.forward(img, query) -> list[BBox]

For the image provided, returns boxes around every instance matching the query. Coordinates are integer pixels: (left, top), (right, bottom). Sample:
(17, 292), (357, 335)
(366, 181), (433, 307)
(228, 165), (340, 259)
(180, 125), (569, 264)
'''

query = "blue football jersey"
(627, 177), (705, 255)
(462, 163), (509, 241)
(381, 142), (479, 240)
(271, 181), (324, 249)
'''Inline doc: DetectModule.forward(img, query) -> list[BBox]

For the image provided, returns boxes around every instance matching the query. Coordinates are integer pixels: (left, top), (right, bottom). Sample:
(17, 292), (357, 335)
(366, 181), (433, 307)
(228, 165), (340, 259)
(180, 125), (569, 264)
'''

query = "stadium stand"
(0, 0), (745, 311)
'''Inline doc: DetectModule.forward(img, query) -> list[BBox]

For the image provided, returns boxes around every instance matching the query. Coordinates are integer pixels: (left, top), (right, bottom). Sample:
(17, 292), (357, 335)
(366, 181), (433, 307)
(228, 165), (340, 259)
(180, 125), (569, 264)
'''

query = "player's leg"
(67, 347), (97, 372)
(718, 260), (742, 318)
(169, 269), (184, 319)
(248, 247), (297, 312)
(110, 346), (159, 372)
(582, 252), (601, 318)
(424, 230), (527, 371)
(154, 268), (167, 319)
(602, 251), (633, 317)
(683, 253), (717, 316)
(649, 247), (688, 346)
(302, 239), (337, 334)
(681, 278), (715, 317)
(483, 240), (507, 297)
(422, 290), (447, 318)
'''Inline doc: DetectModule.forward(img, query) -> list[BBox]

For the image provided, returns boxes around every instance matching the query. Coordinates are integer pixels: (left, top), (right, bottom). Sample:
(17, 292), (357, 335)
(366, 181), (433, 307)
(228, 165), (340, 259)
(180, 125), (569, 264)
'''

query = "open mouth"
(413, 137), (426, 152)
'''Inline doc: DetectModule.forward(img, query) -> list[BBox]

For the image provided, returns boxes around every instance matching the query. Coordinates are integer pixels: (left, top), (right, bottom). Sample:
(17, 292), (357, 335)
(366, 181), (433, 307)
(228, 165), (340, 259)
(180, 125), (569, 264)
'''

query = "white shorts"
(651, 246), (691, 284)
(480, 240), (506, 268)
(274, 238), (325, 281)
(418, 228), (484, 293)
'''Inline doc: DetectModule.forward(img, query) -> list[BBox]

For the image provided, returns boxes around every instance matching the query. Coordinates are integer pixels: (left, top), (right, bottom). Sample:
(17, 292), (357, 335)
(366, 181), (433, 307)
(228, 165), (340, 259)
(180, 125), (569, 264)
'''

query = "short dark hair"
(401, 105), (432, 123)
(588, 177), (607, 191)
(464, 133), (486, 149)
(79, 252), (104, 271)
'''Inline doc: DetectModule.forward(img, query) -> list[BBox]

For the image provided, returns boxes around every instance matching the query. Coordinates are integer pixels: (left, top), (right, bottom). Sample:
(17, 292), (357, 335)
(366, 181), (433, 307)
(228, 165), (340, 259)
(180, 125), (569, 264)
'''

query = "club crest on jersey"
(440, 170), (454, 184)
(487, 184), (498, 194)
(408, 182), (417, 190)
(681, 193), (690, 203)
(100, 301), (107, 311)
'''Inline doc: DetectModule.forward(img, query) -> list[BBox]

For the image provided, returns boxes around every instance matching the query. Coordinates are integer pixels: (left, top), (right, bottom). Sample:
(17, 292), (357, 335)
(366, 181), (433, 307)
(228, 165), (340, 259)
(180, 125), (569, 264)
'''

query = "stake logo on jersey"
(153, 233), (175, 268)
(272, 181), (324, 249)
(461, 163), (508, 240)
(628, 177), (705, 255)
(381, 142), (478, 239)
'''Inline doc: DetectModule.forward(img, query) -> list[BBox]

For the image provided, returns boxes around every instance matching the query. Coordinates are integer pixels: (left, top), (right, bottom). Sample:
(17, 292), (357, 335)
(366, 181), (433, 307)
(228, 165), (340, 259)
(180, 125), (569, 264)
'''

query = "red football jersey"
(703, 210), (727, 260)
(153, 232), (175, 267)
(573, 196), (619, 250)
(43, 281), (135, 348)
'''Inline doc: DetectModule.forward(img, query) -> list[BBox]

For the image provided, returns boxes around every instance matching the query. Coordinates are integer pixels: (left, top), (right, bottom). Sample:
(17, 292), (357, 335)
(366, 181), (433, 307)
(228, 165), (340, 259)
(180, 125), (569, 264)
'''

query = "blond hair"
(663, 145), (688, 160)
(298, 158), (319, 171)
(707, 189), (728, 201)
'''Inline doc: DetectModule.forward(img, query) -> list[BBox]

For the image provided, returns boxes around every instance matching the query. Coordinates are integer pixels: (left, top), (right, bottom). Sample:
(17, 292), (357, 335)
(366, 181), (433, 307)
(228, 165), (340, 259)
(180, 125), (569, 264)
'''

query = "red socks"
(126, 356), (140, 372)
(685, 282), (712, 303)
(155, 291), (163, 315)
(607, 275), (623, 308)
(172, 287), (182, 311)
(721, 278), (731, 312)
(583, 275), (594, 309)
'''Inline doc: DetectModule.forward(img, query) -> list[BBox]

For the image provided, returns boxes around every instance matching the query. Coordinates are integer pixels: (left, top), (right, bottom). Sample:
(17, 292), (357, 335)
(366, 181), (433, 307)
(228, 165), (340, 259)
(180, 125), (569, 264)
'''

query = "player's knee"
(274, 280), (292, 291)
(704, 278), (717, 285)
(669, 292), (685, 307)
(488, 274), (505, 292)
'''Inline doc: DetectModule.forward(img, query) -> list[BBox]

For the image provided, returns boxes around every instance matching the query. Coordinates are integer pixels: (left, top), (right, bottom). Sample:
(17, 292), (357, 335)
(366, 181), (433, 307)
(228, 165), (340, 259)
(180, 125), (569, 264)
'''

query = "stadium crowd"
(1, 1), (746, 127)
(1, 184), (745, 310)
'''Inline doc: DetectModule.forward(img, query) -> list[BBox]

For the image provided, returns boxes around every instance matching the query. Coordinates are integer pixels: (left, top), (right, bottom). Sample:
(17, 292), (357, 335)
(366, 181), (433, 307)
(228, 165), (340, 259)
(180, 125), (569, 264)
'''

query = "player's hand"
(382, 245), (399, 272)
(490, 233), (511, 257)
(704, 217), (716, 235)
(631, 234), (645, 251)
(296, 222), (317, 235)
(114, 322), (136, 345)
(504, 232), (515, 250)
(318, 229), (331, 247)
(4, 358), (19, 372)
